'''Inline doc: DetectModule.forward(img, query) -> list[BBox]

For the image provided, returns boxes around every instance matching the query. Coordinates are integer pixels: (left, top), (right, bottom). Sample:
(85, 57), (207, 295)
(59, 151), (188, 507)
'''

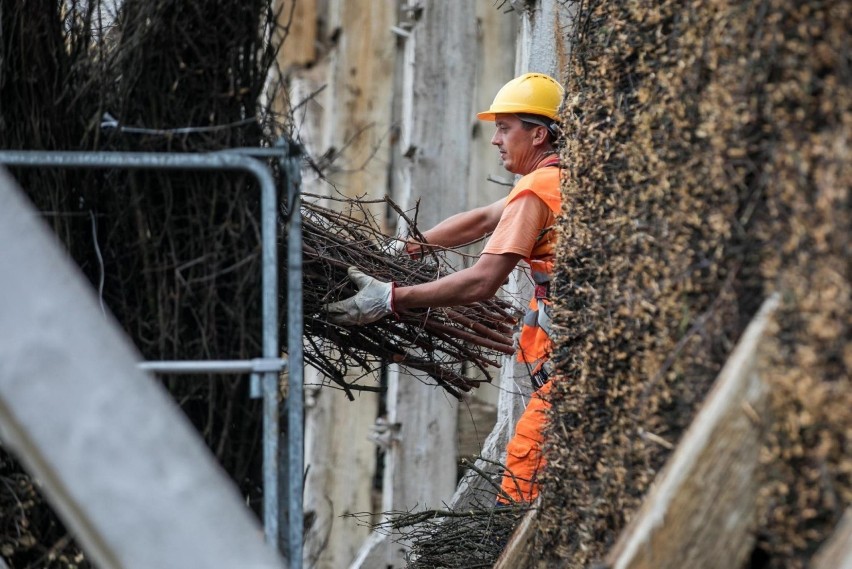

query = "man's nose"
(490, 130), (500, 145)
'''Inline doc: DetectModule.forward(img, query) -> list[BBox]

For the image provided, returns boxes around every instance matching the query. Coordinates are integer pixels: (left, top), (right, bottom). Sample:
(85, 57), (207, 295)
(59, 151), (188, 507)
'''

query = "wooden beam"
(493, 500), (539, 569)
(0, 170), (283, 569)
(811, 508), (852, 569)
(296, 1), (396, 566)
(493, 296), (780, 569)
(274, 0), (318, 71)
(605, 294), (780, 569)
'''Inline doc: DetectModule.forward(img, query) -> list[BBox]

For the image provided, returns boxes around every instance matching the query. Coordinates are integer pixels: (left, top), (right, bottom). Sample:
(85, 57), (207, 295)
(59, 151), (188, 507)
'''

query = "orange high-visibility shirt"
(485, 157), (562, 504)
(483, 159), (561, 364)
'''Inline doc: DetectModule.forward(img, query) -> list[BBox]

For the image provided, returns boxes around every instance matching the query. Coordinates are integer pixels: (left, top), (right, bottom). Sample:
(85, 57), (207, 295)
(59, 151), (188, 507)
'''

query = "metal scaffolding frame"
(0, 146), (304, 568)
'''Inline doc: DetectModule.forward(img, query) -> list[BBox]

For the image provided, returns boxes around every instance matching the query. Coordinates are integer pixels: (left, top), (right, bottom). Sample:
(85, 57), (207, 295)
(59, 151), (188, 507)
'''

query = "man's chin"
(501, 162), (520, 174)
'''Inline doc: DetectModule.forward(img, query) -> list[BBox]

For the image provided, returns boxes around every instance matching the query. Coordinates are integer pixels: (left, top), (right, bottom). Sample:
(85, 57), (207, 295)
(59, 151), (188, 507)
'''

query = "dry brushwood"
(300, 192), (518, 400)
(535, 1), (850, 568)
(344, 457), (530, 569)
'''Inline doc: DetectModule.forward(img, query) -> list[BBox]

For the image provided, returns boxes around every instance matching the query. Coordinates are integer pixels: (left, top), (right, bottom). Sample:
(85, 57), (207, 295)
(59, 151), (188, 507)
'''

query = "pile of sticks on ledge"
(298, 193), (519, 399)
(344, 457), (531, 567)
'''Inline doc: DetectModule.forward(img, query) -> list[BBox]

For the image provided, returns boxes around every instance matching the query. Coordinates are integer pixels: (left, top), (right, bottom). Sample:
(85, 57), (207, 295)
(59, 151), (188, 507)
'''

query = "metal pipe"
(226, 141), (305, 568)
(222, 140), (307, 568)
(218, 147), (291, 159)
(0, 150), (274, 181)
(0, 150), (285, 552)
(139, 359), (287, 375)
(280, 139), (304, 569)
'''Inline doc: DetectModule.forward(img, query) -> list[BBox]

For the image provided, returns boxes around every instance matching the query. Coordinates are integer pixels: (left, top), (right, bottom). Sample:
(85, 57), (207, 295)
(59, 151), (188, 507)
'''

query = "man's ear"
(532, 125), (549, 146)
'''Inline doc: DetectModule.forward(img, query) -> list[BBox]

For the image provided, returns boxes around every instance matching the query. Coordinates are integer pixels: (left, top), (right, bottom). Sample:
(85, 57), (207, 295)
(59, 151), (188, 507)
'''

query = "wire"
(89, 210), (106, 318)
(100, 112), (256, 136)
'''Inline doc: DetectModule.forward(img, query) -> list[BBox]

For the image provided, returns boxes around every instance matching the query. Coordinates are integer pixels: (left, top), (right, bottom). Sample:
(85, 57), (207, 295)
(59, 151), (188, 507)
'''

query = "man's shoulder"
(507, 168), (561, 212)
(520, 163), (561, 181)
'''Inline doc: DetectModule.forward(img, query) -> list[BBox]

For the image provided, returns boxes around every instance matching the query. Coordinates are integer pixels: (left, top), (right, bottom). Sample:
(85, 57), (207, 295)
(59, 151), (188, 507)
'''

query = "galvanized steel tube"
(280, 140), (304, 569)
(139, 359), (287, 375)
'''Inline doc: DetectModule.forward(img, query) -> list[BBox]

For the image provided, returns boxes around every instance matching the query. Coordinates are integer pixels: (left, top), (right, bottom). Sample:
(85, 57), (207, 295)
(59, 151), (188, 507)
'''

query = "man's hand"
(325, 266), (395, 326)
(379, 237), (406, 256)
(404, 238), (429, 260)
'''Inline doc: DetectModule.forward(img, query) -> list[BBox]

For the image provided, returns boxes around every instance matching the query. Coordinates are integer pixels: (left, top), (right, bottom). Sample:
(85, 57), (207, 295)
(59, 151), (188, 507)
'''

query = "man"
(326, 72), (564, 503)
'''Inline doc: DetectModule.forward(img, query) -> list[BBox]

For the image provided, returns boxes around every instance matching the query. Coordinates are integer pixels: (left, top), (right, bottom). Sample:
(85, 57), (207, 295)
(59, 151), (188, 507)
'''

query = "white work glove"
(325, 266), (396, 326)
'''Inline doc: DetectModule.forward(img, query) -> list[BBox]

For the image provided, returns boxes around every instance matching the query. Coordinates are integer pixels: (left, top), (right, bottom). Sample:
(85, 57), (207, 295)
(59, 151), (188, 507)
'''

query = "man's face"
(490, 114), (538, 175)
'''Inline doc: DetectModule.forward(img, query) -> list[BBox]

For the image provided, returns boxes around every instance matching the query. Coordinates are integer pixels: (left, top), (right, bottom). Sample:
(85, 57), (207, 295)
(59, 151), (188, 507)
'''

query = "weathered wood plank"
(274, 0), (318, 71)
(605, 294), (780, 569)
(451, 0), (520, 468)
(387, 0), (480, 530)
(513, 0), (576, 76)
(294, 1), (396, 567)
(493, 501), (539, 569)
(811, 508), (852, 569)
(349, 4), (480, 567)
(0, 170), (283, 569)
(492, 294), (779, 567)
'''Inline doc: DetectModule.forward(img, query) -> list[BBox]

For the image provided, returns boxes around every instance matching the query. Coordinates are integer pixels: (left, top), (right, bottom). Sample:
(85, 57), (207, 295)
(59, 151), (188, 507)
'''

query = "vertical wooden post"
(383, 1), (479, 565)
(451, 0), (577, 511)
(351, 2), (483, 567)
(275, 1), (396, 567)
(811, 509), (852, 569)
(603, 296), (779, 569)
(452, 0), (522, 471)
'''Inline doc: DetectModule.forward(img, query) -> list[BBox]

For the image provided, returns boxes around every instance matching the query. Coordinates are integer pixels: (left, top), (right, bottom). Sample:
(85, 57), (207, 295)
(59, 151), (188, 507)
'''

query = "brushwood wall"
(538, 2), (850, 568)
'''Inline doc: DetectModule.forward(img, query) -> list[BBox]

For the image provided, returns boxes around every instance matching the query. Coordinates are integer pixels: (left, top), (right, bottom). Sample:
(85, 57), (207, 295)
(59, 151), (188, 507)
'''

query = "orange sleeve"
(482, 191), (554, 258)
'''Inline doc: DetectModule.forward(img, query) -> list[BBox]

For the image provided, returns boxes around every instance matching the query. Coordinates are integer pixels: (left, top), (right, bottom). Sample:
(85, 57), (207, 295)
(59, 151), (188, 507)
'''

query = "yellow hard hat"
(477, 73), (565, 122)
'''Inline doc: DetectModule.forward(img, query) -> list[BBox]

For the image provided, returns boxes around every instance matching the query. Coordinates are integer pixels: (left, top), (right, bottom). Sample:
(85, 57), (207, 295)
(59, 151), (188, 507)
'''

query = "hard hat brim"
(476, 104), (560, 122)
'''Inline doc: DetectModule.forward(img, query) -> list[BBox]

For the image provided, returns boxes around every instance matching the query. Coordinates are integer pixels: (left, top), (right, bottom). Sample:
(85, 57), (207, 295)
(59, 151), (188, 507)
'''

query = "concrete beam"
(0, 168), (283, 568)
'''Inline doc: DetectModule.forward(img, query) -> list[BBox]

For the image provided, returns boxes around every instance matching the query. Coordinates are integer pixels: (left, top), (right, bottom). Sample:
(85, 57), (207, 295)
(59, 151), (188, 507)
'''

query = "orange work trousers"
(498, 381), (552, 503)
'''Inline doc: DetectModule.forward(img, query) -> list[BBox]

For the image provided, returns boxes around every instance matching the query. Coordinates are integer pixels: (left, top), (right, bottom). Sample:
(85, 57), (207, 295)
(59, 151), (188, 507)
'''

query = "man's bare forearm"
(416, 198), (506, 249)
(394, 252), (521, 309)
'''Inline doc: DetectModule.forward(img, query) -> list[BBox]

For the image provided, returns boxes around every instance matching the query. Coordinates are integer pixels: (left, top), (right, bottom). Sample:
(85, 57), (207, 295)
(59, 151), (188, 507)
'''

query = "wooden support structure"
(276, 1), (395, 567)
(351, 4), (479, 567)
(605, 295), (779, 569)
(811, 509), (852, 569)
(494, 295), (780, 568)
(0, 170), (283, 568)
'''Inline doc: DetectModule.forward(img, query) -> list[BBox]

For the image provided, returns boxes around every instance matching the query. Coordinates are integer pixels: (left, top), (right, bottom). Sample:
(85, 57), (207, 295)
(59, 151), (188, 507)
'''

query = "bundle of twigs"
(399, 505), (526, 569)
(299, 192), (519, 400)
(345, 457), (530, 568)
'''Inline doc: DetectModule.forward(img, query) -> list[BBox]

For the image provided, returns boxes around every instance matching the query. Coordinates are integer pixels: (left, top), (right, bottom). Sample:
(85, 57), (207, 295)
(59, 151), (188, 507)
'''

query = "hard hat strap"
(515, 113), (559, 140)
